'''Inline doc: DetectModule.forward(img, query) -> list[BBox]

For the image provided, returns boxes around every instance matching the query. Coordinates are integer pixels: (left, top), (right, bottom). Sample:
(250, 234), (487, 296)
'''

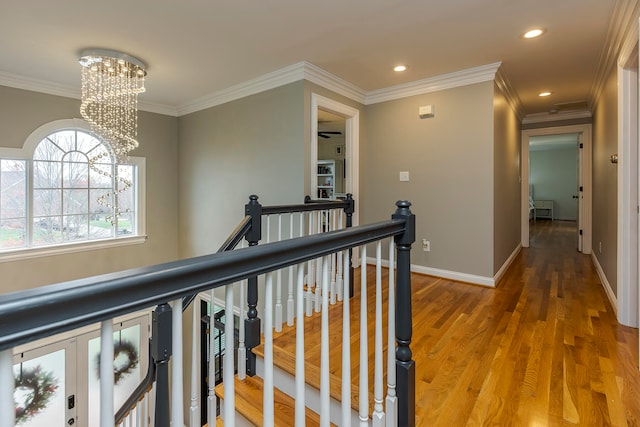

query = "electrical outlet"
(422, 238), (430, 252)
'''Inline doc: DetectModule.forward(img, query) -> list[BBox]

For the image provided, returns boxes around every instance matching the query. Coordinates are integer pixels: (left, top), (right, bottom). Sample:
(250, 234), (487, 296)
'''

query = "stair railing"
(244, 193), (355, 376)
(116, 193), (355, 426)
(0, 197), (414, 427)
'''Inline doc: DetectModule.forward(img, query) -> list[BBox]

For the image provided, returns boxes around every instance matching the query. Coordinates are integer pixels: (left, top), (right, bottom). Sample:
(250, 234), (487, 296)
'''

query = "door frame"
(617, 30), (639, 328)
(310, 93), (360, 227)
(521, 124), (593, 253)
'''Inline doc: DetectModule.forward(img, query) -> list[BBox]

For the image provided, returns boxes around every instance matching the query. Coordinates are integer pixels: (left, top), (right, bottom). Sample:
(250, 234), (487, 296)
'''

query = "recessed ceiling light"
(394, 65), (407, 72)
(523, 28), (545, 39)
(539, 91), (552, 97)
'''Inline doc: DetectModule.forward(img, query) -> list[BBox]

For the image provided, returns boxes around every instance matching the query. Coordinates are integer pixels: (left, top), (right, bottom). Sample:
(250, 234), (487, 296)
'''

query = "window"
(0, 119), (145, 259)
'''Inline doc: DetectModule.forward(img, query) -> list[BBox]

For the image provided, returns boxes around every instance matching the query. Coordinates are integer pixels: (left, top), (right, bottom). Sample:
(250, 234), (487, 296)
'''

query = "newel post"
(392, 200), (415, 427)
(151, 303), (172, 427)
(245, 194), (262, 376)
(344, 193), (355, 297)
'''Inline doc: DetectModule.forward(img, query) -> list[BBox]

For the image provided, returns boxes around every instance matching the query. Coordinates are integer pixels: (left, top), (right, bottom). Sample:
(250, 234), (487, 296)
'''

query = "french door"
(12, 314), (149, 427)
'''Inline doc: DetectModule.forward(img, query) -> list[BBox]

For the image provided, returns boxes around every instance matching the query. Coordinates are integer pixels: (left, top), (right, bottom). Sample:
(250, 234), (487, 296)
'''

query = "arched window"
(0, 119), (145, 258)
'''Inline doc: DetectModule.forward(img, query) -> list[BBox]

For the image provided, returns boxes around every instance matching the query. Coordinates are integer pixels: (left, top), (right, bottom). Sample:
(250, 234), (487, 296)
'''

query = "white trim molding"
(494, 244), (522, 286)
(592, 253), (618, 315)
(522, 110), (592, 125)
(365, 62), (502, 105)
(0, 71), (178, 116)
(366, 257), (496, 288)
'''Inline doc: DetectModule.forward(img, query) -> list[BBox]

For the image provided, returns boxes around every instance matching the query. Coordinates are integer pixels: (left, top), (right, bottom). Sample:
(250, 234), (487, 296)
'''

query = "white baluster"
(276, 214), (283, 332)
(295, 263), (306, 427)
(306, 211), (315, 317)
(336, 209), (344, 302)
(172, 299), (184, 427)
(386, 239), (397, 427)
(359, 246), (369, 427)
(149, 380), (156, 427)
(238, 277), (247, 380)
(264, 273), (275, 425)
(136, 399), (142, 427)
(208, 290), (217, 427)
(287, 213), (295, 326)
(101, 320), (115, 427)
(0, 349), (14, 427)
(320, 256), (331, 427)
(224, 284), (235, 427)
(314, 211), (322, 313)
(189, 297), (200, 427)
(330, 210), (337, 305)
(341, 251), (352, 427)
(372, 241), (386, 426)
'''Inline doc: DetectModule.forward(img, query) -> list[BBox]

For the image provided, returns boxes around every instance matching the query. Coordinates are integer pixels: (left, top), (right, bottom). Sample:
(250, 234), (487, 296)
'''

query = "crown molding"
(589, 0), (639, 108)
(495, 67), (524, 121)
(176, 62), (307, 115)
(0, 70), (178, 116)
(522, 110), (592, 125)
(176, 61), (367, 115)
(1, 61), (508, 117)
(0, 70), (80, 100)
(301, 61), (367, 104)
(365, 62), (502, 105)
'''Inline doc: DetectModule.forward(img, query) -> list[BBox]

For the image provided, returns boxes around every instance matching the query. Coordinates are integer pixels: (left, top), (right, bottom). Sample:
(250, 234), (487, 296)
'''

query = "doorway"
(310, 93), (360, 225)
(521, 124), (592, 253)
(528, 133), (580, 244)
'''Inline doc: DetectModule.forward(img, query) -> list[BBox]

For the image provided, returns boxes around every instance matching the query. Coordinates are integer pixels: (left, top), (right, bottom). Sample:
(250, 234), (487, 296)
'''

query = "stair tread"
(254, 342), (364, 412)
(215, 375), (336, 427)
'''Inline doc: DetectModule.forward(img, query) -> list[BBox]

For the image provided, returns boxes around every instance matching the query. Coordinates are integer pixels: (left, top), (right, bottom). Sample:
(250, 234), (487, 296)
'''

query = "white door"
(13, 339), (77, 427)
(13, 315), (149, 427)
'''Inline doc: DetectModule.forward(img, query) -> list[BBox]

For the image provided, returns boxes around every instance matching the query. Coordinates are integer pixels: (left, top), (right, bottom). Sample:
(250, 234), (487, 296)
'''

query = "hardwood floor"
(269, 219), (640, 426)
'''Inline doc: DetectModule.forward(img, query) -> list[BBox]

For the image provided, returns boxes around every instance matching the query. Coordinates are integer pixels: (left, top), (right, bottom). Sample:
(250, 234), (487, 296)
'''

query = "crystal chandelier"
(78, 48), (146, 162)
(79, 49), (146, 225)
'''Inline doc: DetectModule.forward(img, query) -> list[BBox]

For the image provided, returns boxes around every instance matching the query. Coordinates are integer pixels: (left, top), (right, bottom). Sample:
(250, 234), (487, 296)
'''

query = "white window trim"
(0, 118), (147, 262)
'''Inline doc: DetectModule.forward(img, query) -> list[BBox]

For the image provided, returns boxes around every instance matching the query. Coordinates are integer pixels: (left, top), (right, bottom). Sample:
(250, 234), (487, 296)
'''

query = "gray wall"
(0, 86), (179, 294)
(493, 83), (522, 274)
(530, 147), (578, 220)
(178, 81), (306, 258)
(362, 81), (495, 278)
(592, 66), (619, 295)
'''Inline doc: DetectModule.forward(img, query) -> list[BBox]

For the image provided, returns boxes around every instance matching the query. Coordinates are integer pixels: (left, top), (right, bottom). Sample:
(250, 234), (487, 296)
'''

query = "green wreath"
(96, 339), (139, 384)
(14, 366), (59, 424)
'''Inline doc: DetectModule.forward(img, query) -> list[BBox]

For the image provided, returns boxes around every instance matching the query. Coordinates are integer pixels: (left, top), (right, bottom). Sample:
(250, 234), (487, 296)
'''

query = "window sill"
(0, 235), (147, 263)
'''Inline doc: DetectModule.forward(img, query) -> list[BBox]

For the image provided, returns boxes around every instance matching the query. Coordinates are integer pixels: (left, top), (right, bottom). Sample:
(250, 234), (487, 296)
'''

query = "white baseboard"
(493, 244), (522, 286)
(591, 252), (617, 315)
(365, 257), (495, 287)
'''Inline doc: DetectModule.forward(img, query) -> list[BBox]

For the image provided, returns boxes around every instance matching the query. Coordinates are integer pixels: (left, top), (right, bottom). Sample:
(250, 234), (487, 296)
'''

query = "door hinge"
(579, 229), (583, 235)
(580, 143), (584, 149)
(579, 186), (583, 192)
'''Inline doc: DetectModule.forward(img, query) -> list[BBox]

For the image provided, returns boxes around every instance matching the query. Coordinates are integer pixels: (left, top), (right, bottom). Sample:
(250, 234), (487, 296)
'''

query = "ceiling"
(0, 0), (621, 117)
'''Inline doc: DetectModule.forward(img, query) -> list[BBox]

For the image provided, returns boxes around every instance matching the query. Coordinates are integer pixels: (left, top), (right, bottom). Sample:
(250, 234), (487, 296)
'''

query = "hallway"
(411, 219), (640, 425)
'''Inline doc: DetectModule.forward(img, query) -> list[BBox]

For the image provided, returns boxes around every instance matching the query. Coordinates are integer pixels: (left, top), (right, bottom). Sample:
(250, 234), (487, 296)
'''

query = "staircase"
(215, 264), (393, 426)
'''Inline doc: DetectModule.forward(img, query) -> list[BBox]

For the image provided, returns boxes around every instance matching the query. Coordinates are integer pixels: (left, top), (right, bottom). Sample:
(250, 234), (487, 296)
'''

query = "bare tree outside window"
(0, 128), (137, 250)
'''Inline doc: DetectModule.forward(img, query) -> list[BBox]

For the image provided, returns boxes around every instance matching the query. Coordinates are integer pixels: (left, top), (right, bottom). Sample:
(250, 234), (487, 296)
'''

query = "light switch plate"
(400, 171), (410, 181)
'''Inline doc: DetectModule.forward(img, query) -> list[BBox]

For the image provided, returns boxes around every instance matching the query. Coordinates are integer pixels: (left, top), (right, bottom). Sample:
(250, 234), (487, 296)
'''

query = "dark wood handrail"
(0, 219), (406, 352)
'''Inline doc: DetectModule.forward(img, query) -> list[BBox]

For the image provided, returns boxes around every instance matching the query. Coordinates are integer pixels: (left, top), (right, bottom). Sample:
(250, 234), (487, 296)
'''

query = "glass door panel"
(13, 339), (76, 427)
(77, 316), (149, 427)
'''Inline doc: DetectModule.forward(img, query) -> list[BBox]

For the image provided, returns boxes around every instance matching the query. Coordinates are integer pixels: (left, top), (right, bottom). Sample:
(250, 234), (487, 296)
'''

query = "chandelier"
(78, 48), (146, 162)
(78, 49), (146, 224)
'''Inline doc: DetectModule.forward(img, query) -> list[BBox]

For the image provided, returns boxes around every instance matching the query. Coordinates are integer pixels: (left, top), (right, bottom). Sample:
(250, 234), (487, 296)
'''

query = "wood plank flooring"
(267, 219), (640, 426)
